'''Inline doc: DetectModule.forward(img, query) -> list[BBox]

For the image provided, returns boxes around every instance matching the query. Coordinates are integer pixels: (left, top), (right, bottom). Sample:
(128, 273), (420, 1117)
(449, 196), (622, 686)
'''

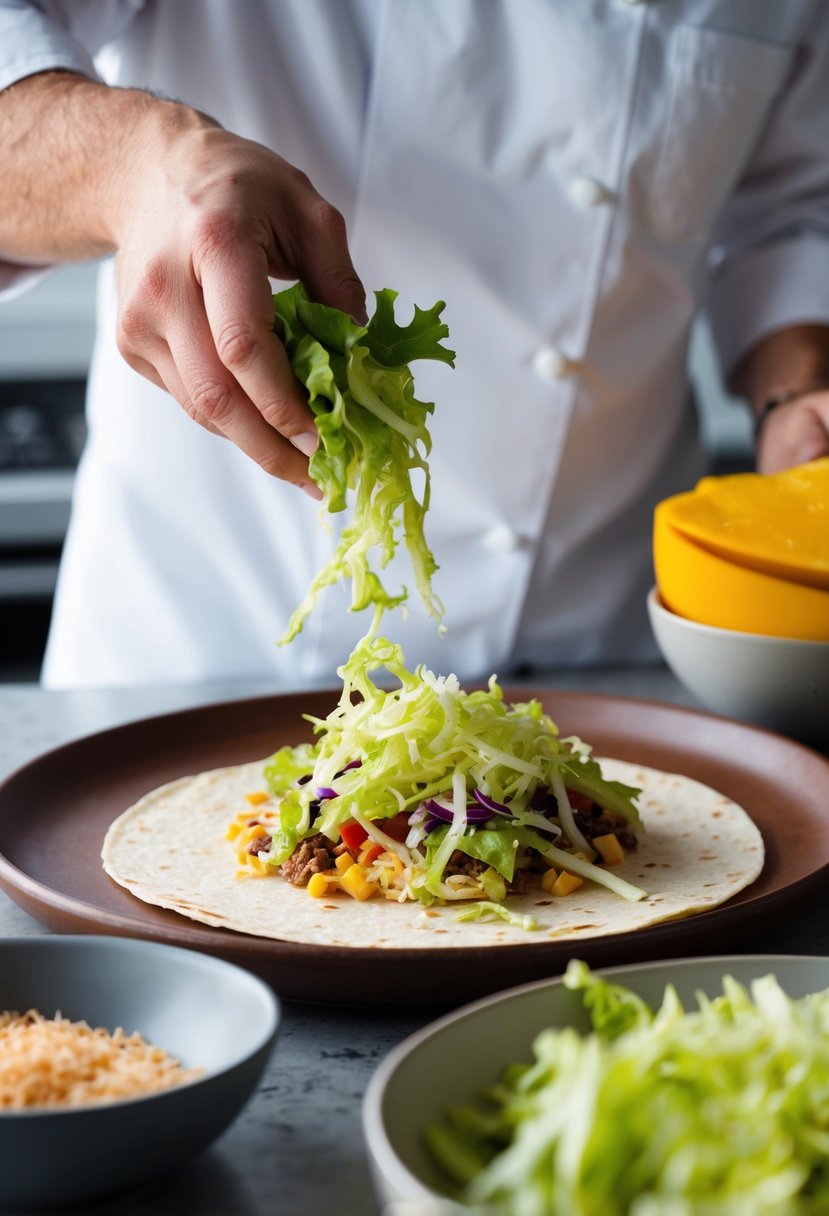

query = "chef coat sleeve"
(706, 11), (829, 379)
(0, 0), (141, 294)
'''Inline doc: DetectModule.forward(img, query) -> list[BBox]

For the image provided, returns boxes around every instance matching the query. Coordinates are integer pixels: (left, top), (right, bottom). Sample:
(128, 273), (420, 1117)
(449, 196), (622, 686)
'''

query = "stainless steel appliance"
(0, 263), (96, 674)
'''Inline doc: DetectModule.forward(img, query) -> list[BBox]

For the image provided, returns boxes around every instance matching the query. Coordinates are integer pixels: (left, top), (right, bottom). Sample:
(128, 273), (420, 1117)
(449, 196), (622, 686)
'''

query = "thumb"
(294, 201), (367, 324)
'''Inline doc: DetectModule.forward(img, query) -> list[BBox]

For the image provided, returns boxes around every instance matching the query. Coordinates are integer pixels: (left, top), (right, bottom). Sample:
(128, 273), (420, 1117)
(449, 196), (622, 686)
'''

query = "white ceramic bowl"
(0, 936), (280, 1211)
(647, 586), (829, 748)
(363, 955), (829, 1213)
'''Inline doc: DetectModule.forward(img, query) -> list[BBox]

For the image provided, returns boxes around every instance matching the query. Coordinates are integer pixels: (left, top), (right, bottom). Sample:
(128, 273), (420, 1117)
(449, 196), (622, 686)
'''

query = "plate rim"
(1, 689), (828, 994)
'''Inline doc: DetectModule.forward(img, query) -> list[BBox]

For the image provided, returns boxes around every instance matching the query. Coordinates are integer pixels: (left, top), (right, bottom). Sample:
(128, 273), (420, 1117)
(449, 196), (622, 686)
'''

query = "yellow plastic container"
(659, 458), (829, 591)
(653, 504), (829, 641)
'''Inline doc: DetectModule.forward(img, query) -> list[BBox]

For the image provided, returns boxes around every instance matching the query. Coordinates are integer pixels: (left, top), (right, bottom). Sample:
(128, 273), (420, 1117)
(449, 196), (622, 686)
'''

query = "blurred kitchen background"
(0, 264), (754, 683)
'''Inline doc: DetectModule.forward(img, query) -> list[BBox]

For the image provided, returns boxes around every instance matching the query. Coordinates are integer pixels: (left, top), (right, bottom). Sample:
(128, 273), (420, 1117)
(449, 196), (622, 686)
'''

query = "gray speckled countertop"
(1, 667), (828, 1216)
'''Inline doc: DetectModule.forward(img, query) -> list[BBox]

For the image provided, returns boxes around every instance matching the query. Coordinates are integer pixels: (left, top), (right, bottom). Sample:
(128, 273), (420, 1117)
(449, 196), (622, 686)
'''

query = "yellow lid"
(659, 458), (829, 590)
(654, 503), (829, 641)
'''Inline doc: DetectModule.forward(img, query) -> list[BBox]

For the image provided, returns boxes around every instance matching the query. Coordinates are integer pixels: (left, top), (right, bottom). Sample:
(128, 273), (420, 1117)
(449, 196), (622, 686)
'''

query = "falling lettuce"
(426, 961), (829, 1215)
(273, 283), (455, 643)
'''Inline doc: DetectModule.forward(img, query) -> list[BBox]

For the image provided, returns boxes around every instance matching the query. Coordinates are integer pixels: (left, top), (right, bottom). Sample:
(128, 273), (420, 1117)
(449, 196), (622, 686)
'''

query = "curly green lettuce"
(273, 284), (455, 643)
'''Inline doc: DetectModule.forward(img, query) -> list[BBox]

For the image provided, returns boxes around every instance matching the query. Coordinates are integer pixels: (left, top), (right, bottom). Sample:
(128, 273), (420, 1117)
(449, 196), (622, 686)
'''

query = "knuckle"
(258, 395), (296, 432)
(308, 199), (346, 239)
(256, 447), (294, 480)
(117, 260), (170, 351)
(329, 265), (364, 298)
(190, 209), (244, 266)
(214, 319), (258, 372)
(188, 377), (235, 426)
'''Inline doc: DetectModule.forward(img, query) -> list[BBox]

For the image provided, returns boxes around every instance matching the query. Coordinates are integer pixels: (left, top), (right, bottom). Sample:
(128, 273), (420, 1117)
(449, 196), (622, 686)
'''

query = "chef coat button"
(533, 346), (576, 382)
(483, 524), (524, 554)
(568, 176), (613, 209)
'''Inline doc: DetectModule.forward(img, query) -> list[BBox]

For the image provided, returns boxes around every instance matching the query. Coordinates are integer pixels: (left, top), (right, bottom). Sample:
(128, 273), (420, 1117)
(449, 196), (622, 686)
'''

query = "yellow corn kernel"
(248, 854), (271, 876)
(541, 867), (559, 892)
(245, 791), (270, 806)
(551, 871), (583, 897)
(593, 833), (625, 866)
(339, 863), (379, 902)
(307, 872), (331, 898)
(226, 822), (242, 841)
(248, 824), (269, 839)
(335, 852), (353, 875)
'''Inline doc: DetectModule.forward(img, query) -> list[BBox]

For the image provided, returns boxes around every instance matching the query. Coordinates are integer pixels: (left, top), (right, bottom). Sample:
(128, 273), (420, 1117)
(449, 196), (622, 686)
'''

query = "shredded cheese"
(0, 1010), (201, 1110)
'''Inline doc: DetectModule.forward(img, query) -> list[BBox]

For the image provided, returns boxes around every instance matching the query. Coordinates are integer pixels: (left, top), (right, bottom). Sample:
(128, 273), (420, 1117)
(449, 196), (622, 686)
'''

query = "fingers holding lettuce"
(111, 117), (367, 499)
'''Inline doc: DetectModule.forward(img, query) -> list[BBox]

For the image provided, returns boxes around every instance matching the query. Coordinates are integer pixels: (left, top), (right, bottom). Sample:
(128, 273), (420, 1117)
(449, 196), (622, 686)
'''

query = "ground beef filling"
(444, 851), (488, 880)
(280, 833), (338, 886)
(444, 851), (535, 893)
(573, 805), (638, 852)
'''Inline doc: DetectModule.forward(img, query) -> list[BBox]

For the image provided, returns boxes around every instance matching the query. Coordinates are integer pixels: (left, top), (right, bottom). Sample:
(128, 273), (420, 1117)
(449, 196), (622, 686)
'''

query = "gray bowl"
(364, 955), (829, 1212)
(0, 936), (279, 1211)
(647, 587), (829, 748)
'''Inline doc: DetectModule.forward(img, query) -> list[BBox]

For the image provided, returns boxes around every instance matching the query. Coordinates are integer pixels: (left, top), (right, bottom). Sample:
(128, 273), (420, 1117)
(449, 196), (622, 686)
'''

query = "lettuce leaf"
(273, 283), (454, 642)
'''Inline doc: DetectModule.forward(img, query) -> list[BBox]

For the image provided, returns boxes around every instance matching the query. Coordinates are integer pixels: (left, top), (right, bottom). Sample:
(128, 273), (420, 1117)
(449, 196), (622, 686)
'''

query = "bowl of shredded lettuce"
(363, 955), (829, 1215)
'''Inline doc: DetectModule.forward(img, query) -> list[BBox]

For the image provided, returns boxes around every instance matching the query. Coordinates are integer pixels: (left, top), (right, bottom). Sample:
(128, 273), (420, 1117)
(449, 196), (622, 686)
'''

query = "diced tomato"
(359, 842), (385, 866)
(339, 819), (368, 852)
(379, 812), (412, 842)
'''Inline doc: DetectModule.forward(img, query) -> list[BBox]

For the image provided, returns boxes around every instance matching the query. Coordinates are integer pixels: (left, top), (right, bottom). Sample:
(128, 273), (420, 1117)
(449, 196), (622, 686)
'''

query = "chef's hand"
(729, 325), (829, 477)
(1, 71), (365, 497)
(755, 391), (829, 474)
(113, 116), (366, 498)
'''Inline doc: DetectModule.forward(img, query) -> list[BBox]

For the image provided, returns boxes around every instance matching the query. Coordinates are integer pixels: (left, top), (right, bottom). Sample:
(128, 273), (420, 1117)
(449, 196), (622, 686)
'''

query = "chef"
(1, 0), (828, 688)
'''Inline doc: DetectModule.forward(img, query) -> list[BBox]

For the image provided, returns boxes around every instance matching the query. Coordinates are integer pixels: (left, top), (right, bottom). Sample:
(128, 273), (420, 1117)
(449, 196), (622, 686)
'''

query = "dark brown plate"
(1, 690), (828, 1006)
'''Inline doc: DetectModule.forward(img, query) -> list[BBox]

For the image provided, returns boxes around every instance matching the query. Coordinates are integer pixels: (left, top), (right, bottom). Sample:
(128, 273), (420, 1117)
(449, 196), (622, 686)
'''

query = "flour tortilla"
(102, 759), (764, 948)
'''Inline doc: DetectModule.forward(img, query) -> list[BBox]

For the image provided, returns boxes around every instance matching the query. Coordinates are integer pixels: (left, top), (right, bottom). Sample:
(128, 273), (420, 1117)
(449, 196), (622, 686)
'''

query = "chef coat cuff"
(0, 4), (98, 93)
(707, 234), (829, 378)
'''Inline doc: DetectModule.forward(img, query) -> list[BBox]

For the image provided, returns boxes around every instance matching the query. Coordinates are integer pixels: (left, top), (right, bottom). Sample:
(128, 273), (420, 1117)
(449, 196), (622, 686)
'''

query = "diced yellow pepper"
(339, 863), (379, 902)
(245, 791), (270, 805)
(307, 872), (332, 898)
(335, 852), (353, 875)
(593, 833), (625, 866)
(551, 871), (583, 897)
(541, 867), (559, 892)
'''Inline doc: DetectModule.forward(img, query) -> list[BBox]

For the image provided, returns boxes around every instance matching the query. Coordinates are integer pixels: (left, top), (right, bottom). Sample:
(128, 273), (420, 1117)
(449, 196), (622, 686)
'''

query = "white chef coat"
(2, 0), (829, 689)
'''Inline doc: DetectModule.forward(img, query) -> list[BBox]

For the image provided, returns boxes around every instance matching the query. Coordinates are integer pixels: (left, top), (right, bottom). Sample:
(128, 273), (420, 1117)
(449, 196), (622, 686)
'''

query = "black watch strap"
(754, 385), (827, 441)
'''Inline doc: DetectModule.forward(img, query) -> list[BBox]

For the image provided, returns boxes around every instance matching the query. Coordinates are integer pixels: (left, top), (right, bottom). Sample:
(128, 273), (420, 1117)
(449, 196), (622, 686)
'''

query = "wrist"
(105, 94), (219, 249)
(731, 324), (829, 427)
(753, 383), (829, 441)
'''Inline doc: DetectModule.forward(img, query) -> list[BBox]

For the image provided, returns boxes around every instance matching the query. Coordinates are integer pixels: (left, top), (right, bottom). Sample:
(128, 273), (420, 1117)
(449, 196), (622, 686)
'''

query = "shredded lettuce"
(455, 902), (539, 932)
(427, 962), (829, 1214)
(260, 630), (642, 902)
(273, 283), (454, 642)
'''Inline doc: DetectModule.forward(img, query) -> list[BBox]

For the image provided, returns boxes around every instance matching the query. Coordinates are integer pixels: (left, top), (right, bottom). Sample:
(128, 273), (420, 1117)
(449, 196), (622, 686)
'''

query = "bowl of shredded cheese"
(0, 935), (279, 1211)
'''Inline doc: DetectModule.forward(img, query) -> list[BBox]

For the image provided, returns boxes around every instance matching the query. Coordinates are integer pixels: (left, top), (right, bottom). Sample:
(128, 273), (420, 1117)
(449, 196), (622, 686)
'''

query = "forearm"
(730, 324), (829, 423)
(0, 70), (211, 264)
